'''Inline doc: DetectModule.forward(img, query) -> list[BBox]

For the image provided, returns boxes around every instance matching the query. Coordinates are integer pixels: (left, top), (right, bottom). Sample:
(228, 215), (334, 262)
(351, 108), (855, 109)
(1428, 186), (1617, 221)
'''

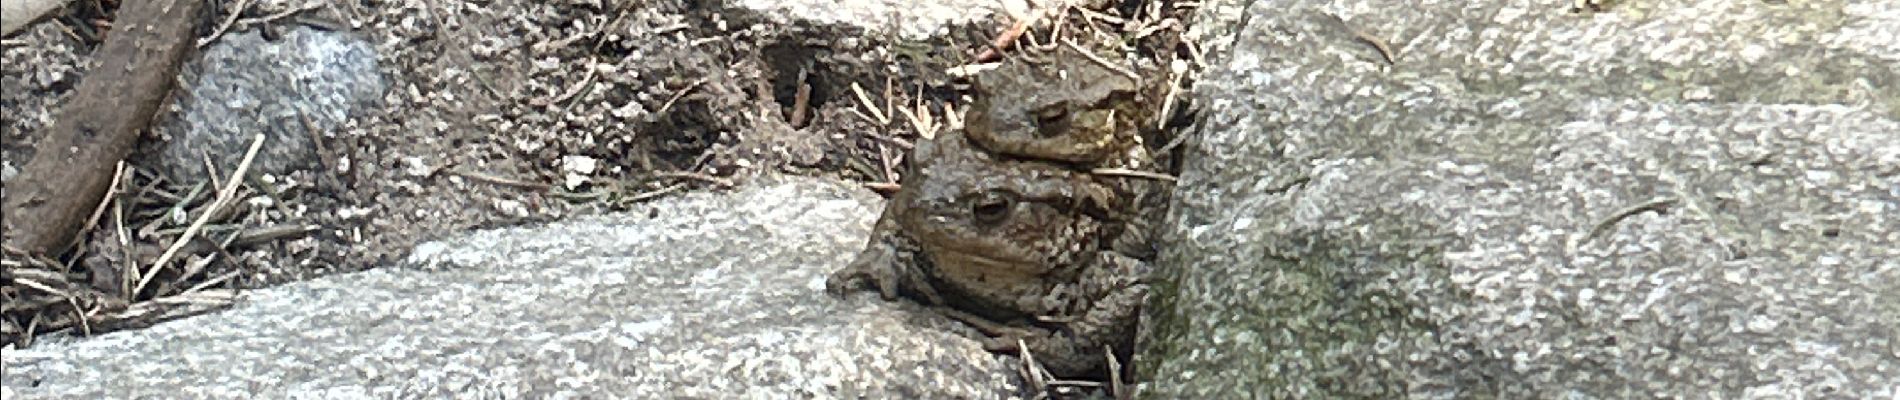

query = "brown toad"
(827, 128), (1150, 379)
(828, 47), (1161, 379)
(964, 45), (1152, 167)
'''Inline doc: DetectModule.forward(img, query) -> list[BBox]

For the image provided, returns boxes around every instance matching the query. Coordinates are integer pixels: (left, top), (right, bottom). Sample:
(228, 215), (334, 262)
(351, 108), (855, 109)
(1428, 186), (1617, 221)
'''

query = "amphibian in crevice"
(828, 44), (1167, 380)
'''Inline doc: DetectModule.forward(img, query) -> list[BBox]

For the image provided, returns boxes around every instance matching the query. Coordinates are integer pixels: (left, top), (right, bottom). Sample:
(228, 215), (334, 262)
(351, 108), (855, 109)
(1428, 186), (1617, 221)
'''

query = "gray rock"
(732, 0), (1027, 41)
(157, 26), (382, 184)
(1, 176), (1024, 398)
(1141, 0), (1900, 398)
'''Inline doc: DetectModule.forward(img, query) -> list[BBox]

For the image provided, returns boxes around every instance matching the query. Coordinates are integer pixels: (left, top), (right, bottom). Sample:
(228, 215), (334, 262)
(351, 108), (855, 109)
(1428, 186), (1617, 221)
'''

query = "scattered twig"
(1092, 168), (1178, 182)
(1156, 59), (1187, 130)
(546, 64), (599, 107)
(72, 161), (127, 247)
(1579, 197), (1678, 245)
(138, 134), (265, 296)
(1061, 39), (1140, 81)
(883, 76), (895, 129)
(1132, 17), (1179, 41)
(895, 98), (938, 141)
(1018, 338), (1048, 394)
(1107, 345), (1126, 399)
(863, 130), (914, 151)
(215, 224), (319, 249)
(197, 0), (255, 48)
(974, 13), (1037, 62)
(235, 2), (324, 28)
(1071, 6), (1127, 25)
(626, 182), (687, 202)
(849, 82), (889, 125)
(1326, 12), (1396, 65)
(657, 77), (709, 115)
(848, 108), (882, 126)
(878, 144), (897, 185)
(181, 270), (240, 295)
(67, 296), (91, 336)
(789, 65), (813, 128)
(649, 171), (733, 188)
(1156, 126), (1195, 156)
(861, 182), (901, 193)
(442, 169), (553, 192)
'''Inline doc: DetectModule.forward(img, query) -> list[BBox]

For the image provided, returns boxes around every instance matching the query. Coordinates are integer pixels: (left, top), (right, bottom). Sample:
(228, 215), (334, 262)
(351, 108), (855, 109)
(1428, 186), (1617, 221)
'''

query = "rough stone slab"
(2, 176), (1023, 398)
(1141, 0), (1900, 398)
(732, 0), (1030, 41)
(157, 26), (383, 184)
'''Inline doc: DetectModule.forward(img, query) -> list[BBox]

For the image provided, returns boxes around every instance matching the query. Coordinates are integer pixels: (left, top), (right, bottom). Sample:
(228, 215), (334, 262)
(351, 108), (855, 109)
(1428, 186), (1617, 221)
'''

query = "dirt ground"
(1, 0), (1196, 355)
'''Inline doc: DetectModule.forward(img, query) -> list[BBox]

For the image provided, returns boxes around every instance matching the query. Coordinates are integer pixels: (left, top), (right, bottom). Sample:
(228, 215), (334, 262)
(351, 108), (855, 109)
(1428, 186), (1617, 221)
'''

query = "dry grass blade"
(658, 77), (710, 115)
(1092, 168), (1177, 182)
(198, 0), (256, 48)
(138, 134), (266, 296)
(626, 182), (688, 202)
(974, 12), (1037, 62)
(236, 1), (325, 27)
(72, 161), (127, 246)
(861, 182), (900, 193)
(1061, 39), (1140, 81)
(1107, 345), (1127, 399)
(850, 82), (889, 125)
(444, 169), (553, 191)
(896, 97), (938, 140)
(650, 171), (733, 188)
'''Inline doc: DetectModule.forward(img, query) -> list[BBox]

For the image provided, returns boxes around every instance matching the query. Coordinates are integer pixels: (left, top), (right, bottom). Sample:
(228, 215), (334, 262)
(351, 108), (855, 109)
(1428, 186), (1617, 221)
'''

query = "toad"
(828, 46), (1162, 380)
(827, 127), (1151, 379)
(963, 45), (1151, 168)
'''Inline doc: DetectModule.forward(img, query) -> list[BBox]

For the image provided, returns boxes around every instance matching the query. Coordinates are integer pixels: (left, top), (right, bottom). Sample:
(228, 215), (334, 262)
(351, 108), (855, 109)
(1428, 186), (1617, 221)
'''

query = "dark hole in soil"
(762, 42), (832, 127)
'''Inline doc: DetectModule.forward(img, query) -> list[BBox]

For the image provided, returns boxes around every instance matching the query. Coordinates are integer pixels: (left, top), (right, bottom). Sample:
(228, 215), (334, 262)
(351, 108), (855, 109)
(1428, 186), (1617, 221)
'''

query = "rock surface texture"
(1141, 0), (1899, 398)
(1, 176), (1022, 398)
(156, 26), (384, 184)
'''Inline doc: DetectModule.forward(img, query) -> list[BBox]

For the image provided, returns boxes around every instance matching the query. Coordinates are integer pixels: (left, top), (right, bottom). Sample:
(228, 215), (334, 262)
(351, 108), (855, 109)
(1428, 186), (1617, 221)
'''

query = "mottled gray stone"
(1, 176), (1023, 398)
(732, 0), (1030, 41)
(1140, 0), (1900, 398)
(157, 26), (382, 184)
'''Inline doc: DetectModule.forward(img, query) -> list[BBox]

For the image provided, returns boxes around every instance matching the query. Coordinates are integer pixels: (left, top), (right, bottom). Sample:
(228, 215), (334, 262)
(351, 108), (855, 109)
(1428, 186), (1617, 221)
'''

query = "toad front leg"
(826, 206), (944, 305)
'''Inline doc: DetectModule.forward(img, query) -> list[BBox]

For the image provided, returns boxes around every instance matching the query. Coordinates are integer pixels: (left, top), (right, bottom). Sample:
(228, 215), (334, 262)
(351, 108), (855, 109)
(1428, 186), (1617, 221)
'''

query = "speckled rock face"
(1141, 0), (1900, 398)
(0, 176), (1023, 398)
(156, 26), (383, 184)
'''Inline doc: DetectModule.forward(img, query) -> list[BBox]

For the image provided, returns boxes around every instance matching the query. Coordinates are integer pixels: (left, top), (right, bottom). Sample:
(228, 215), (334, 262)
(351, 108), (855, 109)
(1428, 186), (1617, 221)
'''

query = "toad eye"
(1033, 104), (1071, 137)
(972, 191), (1012, 225)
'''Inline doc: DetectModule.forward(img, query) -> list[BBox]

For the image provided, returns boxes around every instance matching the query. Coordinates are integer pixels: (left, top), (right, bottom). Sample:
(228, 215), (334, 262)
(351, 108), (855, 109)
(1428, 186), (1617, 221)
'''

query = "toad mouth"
(927, 245), (1047, 277)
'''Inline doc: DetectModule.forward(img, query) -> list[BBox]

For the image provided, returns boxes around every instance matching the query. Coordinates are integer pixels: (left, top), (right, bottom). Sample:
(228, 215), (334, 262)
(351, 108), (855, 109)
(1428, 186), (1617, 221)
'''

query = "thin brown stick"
(1156, 59), (1187, 130)
(789, 67), (813, 128)
(443, 169), (553, 191)
(657, 77), (709, 115)
(1091, 168), (1178, 182)
(974, 15), (1035, 62)
(850, 82), (888, 125)
(861, 182), (901, 193)
(72, 161), (127, 246)
(198, 0), (255, 48)
(627, 182), (687, 202)
(547, 65), (598, 107)
(3, 0), (210, 256)
(236, 2), (323, 27)
(1061, 39), (1140, 81)
(649, 171), (733, 187)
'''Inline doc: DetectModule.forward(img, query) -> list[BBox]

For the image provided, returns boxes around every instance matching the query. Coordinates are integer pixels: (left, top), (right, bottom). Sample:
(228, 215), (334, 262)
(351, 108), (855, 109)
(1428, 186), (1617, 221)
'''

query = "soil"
(0, 0), (1198, 369)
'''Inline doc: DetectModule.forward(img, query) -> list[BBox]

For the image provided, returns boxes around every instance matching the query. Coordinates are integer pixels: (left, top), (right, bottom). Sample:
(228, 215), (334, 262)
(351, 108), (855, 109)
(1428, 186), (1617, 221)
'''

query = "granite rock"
(1140, 0), (1900, 397)
(2, 176), (1024, 398)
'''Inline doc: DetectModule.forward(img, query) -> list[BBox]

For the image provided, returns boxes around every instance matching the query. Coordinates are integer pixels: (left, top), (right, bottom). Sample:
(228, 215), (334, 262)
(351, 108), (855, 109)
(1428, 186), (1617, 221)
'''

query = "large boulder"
(1, 176), (1022, 398)
(1141, 0), (1899, 397)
